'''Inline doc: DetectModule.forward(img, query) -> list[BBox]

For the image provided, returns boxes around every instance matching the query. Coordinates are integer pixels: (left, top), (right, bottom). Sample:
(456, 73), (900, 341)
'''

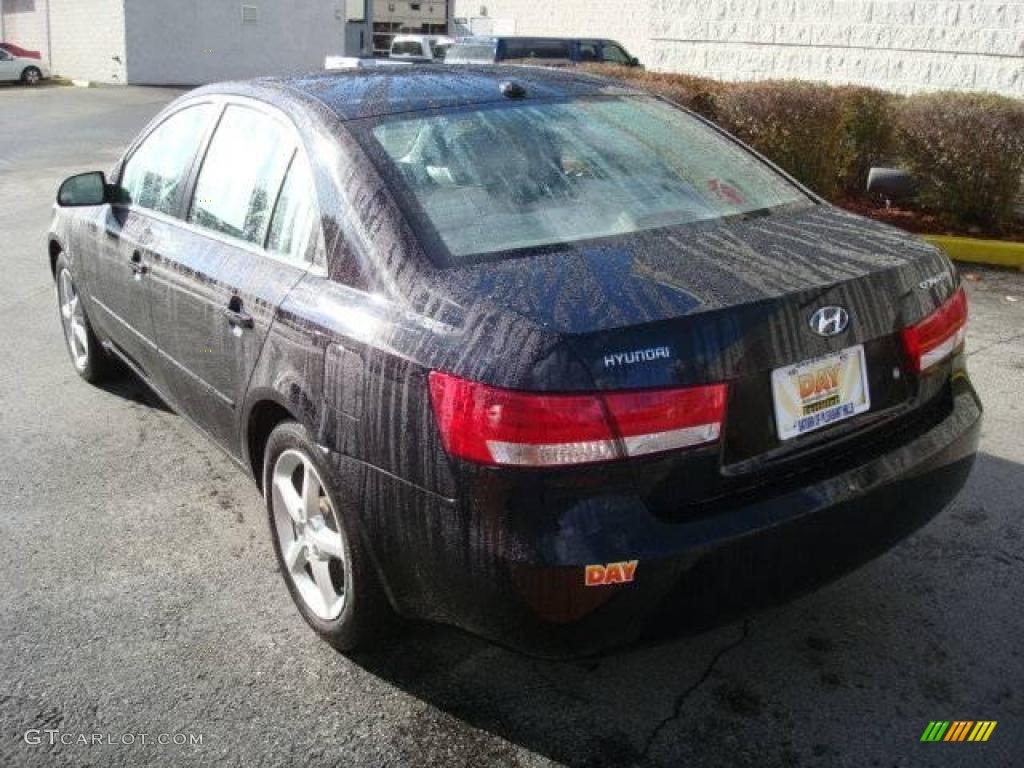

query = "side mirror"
(866, 167), (917, 202)
(57, 171), (113, 207)
(629, 56), (640, 67)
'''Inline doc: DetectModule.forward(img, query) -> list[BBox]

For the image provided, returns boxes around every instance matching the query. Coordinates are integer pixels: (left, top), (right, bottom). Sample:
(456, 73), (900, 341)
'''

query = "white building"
(0, 0), (450, 85)
(453, 0), (1024, 96)
(4, 0), (1019, 93)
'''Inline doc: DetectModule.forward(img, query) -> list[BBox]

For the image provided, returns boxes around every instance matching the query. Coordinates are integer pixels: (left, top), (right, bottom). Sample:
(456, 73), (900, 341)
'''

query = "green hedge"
(579, 64), (724, 120)
(715, 81), (843, 197)
(897, 92), (1024, 227)
(835, 86), (898, 196)
(587, 65), (1024, 228)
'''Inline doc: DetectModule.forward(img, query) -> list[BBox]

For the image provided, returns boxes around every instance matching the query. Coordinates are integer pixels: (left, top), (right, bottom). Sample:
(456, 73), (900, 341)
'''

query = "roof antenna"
(500, 80), (527, 99)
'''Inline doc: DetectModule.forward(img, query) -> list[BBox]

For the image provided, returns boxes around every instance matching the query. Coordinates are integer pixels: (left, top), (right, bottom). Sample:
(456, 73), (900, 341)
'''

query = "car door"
(87, 102), (218, 381)
(148, 102), (319, 452)
(0, 50), (18, 81)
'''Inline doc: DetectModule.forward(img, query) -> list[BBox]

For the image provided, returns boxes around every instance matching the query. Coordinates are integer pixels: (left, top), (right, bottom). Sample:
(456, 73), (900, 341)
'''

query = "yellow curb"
(924, 235), (1024, 271)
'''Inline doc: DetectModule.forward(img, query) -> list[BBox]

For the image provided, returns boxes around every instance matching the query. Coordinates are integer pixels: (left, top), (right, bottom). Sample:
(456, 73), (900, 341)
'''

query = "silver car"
(0, 47), (49, 85)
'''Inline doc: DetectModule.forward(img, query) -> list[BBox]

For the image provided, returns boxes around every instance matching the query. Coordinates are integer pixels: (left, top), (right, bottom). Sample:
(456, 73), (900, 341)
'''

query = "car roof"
(236, 65), (639, 122)
(457, 36), (574, 42)
(454, 36), (621, 44)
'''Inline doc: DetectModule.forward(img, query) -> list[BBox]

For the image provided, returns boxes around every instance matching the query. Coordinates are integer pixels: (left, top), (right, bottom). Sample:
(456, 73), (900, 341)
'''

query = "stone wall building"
(3, 0), (1020, 94)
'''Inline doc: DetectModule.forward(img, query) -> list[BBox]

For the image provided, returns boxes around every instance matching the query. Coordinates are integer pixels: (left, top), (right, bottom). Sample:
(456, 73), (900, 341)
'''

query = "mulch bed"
(837, 197), (1024, 244)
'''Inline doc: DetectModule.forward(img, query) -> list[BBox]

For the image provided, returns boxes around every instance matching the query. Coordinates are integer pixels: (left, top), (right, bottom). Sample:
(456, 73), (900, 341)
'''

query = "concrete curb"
(924, 234), (1024, 271)
(70, 79), (93, 88)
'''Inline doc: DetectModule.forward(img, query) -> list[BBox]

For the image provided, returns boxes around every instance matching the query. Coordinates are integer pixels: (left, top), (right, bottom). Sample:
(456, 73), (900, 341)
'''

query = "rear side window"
(446, 42), (496, 62)
(507, 40), (570, 60)
(266, 152), (318, 260)
(189, 106), (294, 245)
(391, 41), (424, 56)
(120, 104), (216, 215)
(533, 40), (571, 59)
(577, 42), (600, 62)
(500, 40), (524, 59)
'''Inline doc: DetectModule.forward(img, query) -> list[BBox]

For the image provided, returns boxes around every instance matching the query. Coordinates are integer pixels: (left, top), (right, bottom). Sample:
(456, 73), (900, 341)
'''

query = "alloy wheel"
(58, 268), (89, 371)
(271, 449), (349, 620)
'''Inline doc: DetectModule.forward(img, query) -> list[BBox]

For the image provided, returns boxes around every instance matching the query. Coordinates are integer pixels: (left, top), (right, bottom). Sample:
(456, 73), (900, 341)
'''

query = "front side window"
(120, 104), (216, 215)
(601, 44), (632, 65)
(189, 105), (294, 245)
(266, 152), (318, 260)
(369, 96), (811, 263)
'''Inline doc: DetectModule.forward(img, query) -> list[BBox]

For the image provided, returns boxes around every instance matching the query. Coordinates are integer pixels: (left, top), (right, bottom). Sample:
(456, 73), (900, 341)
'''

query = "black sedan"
(49, 66), (980, 656)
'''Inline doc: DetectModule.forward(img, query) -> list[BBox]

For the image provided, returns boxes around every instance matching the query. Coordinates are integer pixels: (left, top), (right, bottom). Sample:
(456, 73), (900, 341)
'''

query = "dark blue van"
(445, 36), (642, 68)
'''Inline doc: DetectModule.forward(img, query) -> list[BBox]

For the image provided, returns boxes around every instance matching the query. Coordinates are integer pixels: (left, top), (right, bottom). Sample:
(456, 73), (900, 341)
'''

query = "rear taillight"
(428, 371), (727, 467)
(901, 287), (968, 373)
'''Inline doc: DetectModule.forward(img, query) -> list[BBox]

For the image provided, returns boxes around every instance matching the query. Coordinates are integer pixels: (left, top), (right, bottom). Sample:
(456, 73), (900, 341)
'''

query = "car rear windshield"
(445, 42), (496, 63)
(369, 96), (812, 263)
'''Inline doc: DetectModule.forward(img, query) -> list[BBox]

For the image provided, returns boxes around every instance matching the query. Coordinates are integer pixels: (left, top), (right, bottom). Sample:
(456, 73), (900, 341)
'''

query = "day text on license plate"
(771, 345), (871, 441)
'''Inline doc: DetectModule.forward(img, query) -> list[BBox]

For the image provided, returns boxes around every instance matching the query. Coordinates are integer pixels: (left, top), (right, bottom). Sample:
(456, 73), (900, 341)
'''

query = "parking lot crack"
(968, 330), (1024, 358)
(637, 619), (751, 765)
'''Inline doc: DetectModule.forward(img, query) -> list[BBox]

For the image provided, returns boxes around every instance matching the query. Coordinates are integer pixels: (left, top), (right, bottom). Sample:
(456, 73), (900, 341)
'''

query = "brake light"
(901, 287), (968, 373)
(428, 371), (727, 467)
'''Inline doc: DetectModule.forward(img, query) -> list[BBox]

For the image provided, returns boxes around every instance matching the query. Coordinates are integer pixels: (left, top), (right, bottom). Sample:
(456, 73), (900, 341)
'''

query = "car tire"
(21, 66), (42, 85)
(263, 421), (391, 652)
(54, 254), (116, 383)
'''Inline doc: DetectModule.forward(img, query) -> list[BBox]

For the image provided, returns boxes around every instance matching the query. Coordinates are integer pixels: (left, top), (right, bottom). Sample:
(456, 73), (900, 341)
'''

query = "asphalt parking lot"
(1, 83), (1022, 768)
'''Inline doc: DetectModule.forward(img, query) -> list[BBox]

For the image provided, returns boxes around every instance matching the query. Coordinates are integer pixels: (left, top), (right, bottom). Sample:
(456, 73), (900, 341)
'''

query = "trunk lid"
(430, 206), (958, 510)
(438, 207), (954, 386)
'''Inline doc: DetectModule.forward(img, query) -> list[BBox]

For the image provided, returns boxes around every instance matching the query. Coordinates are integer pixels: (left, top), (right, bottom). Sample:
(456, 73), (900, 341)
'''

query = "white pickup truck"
(389, 35), (455, 63)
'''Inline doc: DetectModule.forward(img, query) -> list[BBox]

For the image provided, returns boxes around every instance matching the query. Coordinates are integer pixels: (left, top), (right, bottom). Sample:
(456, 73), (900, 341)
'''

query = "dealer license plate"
(771, 345), (871, 441)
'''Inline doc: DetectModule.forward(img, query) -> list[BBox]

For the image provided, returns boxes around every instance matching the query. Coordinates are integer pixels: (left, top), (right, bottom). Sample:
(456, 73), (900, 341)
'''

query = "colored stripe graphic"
(921, 721), (997, 742)
(968, 722), (997, 742)
(944, 721), (972, 741)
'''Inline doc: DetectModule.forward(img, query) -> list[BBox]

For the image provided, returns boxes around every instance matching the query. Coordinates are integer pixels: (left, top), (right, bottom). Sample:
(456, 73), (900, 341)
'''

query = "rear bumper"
(334, 373), (981, 657)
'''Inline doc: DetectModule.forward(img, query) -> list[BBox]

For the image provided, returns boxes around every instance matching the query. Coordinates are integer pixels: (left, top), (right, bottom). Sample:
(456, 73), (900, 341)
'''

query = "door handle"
(223, 299), (254, 330)
(129, 250), (147, 276)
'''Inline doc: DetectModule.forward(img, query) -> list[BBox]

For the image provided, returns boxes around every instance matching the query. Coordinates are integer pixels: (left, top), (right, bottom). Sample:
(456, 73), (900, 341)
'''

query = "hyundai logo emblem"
(809, 306), (850, 337)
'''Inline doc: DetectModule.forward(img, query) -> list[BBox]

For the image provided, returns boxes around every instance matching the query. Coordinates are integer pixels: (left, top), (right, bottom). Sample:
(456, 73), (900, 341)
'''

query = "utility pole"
(45, 0), (53, 66)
